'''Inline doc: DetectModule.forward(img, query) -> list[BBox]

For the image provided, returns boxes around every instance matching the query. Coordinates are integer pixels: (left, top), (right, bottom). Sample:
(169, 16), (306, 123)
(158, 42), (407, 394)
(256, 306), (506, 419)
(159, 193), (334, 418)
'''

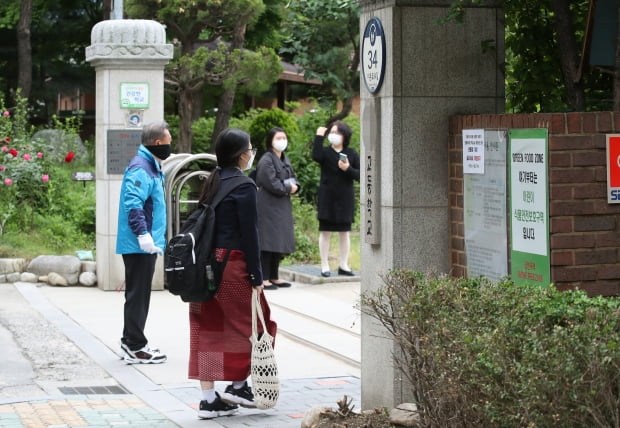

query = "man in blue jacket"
(116, 121), (171, 364)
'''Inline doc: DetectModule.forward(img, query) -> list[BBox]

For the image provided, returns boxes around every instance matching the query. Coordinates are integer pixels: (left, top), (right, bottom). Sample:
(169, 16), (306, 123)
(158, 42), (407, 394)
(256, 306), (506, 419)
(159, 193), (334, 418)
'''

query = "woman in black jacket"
(312, 121), (360, 277)
(256, 127), (299, 290)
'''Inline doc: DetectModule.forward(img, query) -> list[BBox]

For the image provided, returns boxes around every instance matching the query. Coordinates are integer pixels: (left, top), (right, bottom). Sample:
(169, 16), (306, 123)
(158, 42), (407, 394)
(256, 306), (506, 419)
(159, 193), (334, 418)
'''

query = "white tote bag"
(250, 288), (280, 410)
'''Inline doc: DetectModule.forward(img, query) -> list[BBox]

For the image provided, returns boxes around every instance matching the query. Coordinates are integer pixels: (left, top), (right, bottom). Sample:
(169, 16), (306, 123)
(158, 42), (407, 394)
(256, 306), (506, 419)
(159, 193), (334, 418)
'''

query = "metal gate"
(161, 153), (217, 240)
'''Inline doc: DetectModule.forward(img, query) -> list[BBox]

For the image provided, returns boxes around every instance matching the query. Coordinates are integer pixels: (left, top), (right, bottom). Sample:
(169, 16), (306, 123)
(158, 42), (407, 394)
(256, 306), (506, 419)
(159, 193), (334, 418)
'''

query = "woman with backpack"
(189, 128), (277, 419)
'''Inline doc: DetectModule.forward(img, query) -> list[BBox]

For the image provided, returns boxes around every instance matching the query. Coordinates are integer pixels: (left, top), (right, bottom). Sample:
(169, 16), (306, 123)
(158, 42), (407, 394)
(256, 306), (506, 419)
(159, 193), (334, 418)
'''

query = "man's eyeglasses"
(248, 148), (257, 156)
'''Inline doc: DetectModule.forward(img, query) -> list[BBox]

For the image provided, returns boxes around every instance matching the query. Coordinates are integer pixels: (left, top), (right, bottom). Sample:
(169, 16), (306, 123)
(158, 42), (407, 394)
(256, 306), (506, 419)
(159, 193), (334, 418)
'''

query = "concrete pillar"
(357, 1), (504, 408)
(85, 20), (173, 291)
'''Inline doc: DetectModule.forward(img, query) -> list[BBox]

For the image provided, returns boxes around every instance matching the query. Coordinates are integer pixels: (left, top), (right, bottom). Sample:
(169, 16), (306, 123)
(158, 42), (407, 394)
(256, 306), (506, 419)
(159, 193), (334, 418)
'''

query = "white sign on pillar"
(361, 17), (386, 94)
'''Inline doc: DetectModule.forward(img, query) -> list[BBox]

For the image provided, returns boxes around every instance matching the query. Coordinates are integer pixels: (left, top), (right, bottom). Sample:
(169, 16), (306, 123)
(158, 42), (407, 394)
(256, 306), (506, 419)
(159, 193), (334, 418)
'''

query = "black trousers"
(122, 253), (157, 351)
(261, 251), (282, 281)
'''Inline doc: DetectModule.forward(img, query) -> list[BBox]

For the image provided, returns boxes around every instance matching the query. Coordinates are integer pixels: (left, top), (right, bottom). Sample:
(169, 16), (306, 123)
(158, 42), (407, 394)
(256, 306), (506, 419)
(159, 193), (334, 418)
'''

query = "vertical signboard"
(606, 134), (620, 203)
(509, 129), (550, 286)
(464, 129), (508, 281)
(362, 99), (381, 245)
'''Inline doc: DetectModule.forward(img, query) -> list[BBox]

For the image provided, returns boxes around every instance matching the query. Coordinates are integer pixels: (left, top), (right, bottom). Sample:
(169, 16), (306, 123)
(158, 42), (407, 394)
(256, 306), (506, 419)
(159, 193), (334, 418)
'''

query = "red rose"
(64, 151), (75, 163)
(9, 148), (18, 157)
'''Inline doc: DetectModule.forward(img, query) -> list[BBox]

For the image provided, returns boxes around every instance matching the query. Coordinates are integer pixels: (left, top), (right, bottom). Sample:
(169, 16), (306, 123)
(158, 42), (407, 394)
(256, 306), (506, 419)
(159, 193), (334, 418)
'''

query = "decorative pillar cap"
(86, 19), (173, 63)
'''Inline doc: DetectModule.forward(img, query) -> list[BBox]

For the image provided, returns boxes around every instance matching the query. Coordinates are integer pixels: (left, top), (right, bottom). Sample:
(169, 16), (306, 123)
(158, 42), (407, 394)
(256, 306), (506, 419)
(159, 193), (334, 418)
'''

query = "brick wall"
(449, 112), (620, 296)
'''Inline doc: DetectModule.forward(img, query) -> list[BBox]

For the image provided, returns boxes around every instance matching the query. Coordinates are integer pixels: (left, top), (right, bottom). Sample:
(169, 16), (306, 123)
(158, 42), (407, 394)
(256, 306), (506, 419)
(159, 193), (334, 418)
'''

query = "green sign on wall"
(509, 129), (550, 286)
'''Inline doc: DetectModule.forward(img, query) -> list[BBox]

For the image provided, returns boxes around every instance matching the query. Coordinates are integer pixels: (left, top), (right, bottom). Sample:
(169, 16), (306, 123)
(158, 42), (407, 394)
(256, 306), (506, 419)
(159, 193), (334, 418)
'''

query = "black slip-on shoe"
(271, 281), (292, 288)
(338, 267), (355, 276)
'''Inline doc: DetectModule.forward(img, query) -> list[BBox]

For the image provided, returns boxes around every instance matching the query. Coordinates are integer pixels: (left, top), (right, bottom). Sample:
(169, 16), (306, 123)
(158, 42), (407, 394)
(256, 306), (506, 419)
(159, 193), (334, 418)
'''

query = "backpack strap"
(210, 174), (254, 209)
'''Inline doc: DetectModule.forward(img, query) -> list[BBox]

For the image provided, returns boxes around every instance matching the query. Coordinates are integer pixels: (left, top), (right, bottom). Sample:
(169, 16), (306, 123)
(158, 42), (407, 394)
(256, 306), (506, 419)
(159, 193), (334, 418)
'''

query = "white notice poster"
(463, 129), (485, 174)
(464, 129), (508, 281)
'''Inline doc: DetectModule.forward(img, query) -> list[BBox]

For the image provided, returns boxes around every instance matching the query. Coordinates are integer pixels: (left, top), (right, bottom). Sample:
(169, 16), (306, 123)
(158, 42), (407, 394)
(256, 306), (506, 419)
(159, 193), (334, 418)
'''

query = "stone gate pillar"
(357, 1), (504, 408)
(85, 20), (173, 291)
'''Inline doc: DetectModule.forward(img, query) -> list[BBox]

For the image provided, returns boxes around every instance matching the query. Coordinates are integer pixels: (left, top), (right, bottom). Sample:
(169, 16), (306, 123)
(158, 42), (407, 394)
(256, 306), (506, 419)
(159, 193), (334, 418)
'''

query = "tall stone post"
(357, 1), (504, 408)
(85, 20), (173, 291)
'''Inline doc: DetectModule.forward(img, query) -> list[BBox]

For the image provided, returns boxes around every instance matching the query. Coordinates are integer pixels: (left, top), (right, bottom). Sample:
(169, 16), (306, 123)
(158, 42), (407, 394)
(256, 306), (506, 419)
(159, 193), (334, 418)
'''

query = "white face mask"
(243, 151), (255, 171)
(273, 138), (288, 152)
(328, 133), (343, 146)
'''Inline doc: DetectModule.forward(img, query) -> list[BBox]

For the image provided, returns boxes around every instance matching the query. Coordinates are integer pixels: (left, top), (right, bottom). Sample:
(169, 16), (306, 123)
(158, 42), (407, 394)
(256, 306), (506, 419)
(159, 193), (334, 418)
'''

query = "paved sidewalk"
(0, 271), (361, 427)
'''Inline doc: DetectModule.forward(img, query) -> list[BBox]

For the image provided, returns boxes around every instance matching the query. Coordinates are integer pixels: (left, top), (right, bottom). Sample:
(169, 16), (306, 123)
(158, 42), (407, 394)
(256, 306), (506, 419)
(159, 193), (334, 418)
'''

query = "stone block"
(27, 255), (81, 285)
(0, 258), (27, 274)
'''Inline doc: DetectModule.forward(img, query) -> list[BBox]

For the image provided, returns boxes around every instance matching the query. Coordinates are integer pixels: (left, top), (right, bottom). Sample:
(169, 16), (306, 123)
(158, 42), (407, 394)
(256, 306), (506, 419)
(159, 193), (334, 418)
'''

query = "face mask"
(243, 151), (256, 171)
(273, 138), (288, 152)
(146, 144), (171, 161)
(328, 133), (343, 146)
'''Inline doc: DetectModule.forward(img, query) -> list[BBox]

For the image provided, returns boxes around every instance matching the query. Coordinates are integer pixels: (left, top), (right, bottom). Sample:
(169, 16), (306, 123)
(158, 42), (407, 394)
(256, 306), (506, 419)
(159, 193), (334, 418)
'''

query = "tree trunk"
(614, 3), (620, 111)
(103, 0), (113, 20)
(212, 22), (248, 142)
(550, 0), (585, 111)
(327, 97), (354, 125)
(17, 0), (33, 99)
(176, 89), (196, 153)
(213, 89), (236, 142)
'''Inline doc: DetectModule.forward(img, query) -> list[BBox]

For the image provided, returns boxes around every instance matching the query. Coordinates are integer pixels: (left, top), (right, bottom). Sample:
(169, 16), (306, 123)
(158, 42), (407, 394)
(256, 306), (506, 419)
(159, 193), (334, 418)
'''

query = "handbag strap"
(251, 288), (268, 337)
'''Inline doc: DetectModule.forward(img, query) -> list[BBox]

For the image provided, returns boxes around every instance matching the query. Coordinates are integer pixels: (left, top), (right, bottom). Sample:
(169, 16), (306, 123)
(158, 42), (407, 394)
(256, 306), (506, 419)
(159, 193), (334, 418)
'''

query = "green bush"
(248, 108), (300, 155)
(283, 197), (319, 265)
(361, 271), (620, 428)
(190, 116), (216, 153)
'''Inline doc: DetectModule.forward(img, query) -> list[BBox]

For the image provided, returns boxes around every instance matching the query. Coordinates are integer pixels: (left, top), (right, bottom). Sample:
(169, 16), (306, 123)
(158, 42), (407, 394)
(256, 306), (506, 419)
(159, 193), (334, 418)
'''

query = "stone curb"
(279, 266), (361, 284)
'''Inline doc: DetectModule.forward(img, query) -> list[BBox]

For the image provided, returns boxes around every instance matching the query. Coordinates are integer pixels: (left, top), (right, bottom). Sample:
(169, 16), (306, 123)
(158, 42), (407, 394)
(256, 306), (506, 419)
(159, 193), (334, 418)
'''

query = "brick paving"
(0, 376), (360, 428)
(0, 275), (362, 427)
(0, 396), (177, 428)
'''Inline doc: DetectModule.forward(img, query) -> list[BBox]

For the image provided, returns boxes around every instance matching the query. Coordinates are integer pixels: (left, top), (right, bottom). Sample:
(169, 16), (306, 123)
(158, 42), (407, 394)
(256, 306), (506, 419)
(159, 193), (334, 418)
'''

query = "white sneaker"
(122, 344), (167, 364)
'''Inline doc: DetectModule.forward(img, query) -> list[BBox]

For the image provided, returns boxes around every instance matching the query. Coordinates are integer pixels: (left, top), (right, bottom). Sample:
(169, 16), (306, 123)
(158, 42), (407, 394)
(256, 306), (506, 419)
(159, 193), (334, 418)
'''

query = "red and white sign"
(606, 134), (620, 203)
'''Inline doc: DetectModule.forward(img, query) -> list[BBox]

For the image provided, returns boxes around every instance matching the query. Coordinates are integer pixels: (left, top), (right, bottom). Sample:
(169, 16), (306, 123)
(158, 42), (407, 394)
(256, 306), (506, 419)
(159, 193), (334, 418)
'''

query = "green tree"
(0, 0), (100, 122)
(125, 0), (283, 153)
(445, 0), (613, 112)
(279, 0), (360, 124)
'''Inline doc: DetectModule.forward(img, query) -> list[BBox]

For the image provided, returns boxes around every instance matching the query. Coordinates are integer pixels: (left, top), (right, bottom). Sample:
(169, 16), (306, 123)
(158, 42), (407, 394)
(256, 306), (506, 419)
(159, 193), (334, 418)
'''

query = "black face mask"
(146, 144), (171, 161)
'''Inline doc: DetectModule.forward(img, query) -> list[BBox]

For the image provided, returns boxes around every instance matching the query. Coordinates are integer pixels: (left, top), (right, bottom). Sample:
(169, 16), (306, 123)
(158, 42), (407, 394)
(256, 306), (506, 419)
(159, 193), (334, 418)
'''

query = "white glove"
(137, 233), (163, 255)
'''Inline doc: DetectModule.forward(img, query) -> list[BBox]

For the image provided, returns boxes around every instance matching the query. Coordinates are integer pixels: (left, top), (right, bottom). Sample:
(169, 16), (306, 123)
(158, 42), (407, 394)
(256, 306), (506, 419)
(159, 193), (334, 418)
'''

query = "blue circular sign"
(361, 17), (386, 94)
(128, 114), (142, 127)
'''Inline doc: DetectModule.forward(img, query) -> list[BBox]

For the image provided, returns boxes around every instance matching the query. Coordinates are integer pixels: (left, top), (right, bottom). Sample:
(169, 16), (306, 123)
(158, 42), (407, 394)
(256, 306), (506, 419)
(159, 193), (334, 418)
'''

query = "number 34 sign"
(361, 17), (386, 94)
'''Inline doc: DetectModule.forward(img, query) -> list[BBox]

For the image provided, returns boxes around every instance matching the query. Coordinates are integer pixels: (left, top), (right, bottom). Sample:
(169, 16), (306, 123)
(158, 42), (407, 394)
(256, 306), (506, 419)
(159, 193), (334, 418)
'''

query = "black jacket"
(312, 135), (360, 224)
(214, 167), (262, 286)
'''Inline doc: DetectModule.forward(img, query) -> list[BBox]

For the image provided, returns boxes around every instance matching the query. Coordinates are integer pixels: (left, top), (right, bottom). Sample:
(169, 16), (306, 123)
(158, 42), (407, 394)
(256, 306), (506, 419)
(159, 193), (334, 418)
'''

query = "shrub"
(190, 116), (216, 153)
(283, 197), (319, 264)
(0, 92), (94, 255)
(361, 271), (620, 427)
(0, 99), (55, 234)
(248, 108), (300, 155)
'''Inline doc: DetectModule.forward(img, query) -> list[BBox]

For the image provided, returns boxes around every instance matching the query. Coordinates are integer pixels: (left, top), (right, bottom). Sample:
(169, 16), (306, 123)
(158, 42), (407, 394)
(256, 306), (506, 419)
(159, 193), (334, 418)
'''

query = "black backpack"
(164, 175), (253, 302)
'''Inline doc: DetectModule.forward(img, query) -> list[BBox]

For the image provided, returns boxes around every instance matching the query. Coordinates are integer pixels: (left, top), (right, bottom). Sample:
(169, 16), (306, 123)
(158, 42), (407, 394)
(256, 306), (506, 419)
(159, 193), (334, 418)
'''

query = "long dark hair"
(198, 128), (250, 204)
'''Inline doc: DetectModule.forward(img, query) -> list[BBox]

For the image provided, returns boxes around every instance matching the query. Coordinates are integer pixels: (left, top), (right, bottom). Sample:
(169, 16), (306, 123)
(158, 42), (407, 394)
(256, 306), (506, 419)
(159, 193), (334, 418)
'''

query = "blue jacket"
(115, 145), (167, 254)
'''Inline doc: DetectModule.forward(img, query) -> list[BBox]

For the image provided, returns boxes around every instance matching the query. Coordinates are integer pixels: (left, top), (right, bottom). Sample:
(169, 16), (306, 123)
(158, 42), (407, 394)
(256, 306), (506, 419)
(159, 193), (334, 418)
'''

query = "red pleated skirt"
(188, 249), (277, 381)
